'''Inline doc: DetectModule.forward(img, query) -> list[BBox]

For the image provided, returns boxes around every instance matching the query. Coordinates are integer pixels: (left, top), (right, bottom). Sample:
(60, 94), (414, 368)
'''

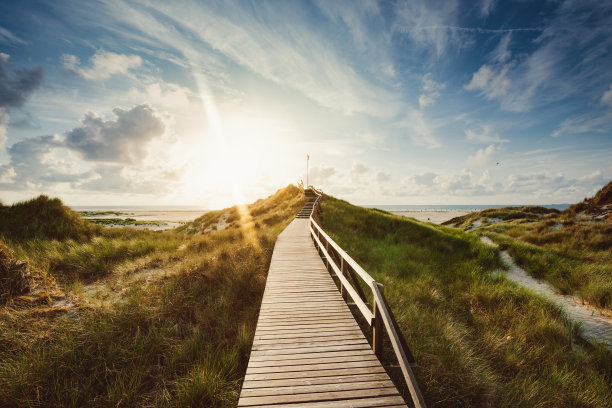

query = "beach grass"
(444, 203), (612, 309)
(320, 194), (612, 407)
(0, 185), (304, 407)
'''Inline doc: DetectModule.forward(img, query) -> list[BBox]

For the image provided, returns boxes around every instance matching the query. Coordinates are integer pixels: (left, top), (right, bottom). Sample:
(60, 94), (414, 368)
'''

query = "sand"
(390, 210), (473, 224)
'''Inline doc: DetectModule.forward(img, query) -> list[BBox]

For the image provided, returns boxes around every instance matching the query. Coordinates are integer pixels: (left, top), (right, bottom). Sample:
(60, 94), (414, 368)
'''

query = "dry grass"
(0, 185), (304, 407)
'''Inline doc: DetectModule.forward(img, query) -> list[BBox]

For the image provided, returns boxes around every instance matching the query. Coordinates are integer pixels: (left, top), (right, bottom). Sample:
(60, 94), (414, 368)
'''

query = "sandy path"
(481, 236), (612, 348)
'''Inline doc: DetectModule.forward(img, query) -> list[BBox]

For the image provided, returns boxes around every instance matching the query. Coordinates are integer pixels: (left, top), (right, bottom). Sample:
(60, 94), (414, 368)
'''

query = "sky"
(0, 0), (611, 208)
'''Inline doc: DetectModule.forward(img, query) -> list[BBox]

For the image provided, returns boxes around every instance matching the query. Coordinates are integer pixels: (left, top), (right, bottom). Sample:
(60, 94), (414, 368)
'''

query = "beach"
(390, 210), (473, 224)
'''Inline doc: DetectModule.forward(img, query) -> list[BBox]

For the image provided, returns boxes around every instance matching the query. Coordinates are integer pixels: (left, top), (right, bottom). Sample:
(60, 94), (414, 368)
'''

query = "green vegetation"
(0, 195), (99, 242)
(320, 195), (611, 407)
(87, 217), (169, 227)
(78, 210), (124, 217)
(0, 185), (304, 407)
(444, 181), (612, 309)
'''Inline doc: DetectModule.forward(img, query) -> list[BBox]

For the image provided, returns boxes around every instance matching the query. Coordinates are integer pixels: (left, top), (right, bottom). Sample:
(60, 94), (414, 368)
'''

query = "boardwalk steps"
(238, 190), (412, 407)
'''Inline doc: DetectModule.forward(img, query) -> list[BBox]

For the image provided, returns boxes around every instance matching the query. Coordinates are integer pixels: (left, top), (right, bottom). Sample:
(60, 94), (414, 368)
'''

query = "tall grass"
(320, 195), (612, 407)
(0, 185), (305, 407)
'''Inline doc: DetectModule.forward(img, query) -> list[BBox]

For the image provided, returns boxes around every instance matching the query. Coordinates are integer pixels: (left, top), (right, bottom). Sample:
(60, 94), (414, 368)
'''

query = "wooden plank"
(240, 379), (395, 397)
(238, 386), (400, 406)
(243, 365), (388, 381)
(238, 395), (407, 408)
(238, 215), (408, 408)
(247, 354), (379, 368)
(245, 360), (382, 374)
(240, 373), (392, 389)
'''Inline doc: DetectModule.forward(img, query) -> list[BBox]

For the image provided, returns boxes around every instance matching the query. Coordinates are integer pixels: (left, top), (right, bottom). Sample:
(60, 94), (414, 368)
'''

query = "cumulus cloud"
(309, 163), (336, 185)
(349, 162), (369, 184)
(63, 50), (142, 80)
(467, 144), (498, 166)
(419, 73), (446, 108)
(0, 52), (43, 108)
(376, 171), (391, 183)
(464, 125), (509, 143)
(64, 104), (166, 164)
(601, 84), (612, 106)
(0, 104), (174, 193)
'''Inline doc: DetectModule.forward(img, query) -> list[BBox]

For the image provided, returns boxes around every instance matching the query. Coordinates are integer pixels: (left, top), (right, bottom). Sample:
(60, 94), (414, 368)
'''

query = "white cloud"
(464, 64), (512, 103)
(395, 110), (441, 149)
(309, 163), (337, 185)
(467, 144), (498, 166)
(64, 104), (167, 164)
(490, 32), (511, 63)
(63, 50), (142, 80)
(393, 0), (466, 58)
(127, 82), (195, 111)
(601, 84), (612, 106)
(349, 162), (370, 184)
(376, 171), (391, 183)
(464, 125), (509, 143)
(0, 108), (8, 148)
(110, 1), (404, 119)
(419, 73), (446, 108)
(466, 2), (612, 112)
(480, 0), (496, 17)
(551, 112), (612, 137)
(0, 27), (26, 45)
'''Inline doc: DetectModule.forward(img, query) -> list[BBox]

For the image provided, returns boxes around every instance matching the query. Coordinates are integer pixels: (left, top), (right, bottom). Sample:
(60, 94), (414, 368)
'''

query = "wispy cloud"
(395, 110), (441, 149)
(419, 73), (446, 108)
(551, 112), (612, 138)
(63, 50), (142, 80)
(601, 84), (612, 106)
(0, 27), (26, 45)
(464, 124), (509, 143)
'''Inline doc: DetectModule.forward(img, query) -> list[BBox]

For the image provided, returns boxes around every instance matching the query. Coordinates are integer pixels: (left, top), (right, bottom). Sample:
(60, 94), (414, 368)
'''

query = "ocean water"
(364, 204), (571, 211)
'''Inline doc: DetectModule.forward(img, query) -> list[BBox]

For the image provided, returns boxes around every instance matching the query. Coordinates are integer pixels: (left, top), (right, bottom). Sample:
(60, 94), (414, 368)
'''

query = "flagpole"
(306, 154), (309, 187)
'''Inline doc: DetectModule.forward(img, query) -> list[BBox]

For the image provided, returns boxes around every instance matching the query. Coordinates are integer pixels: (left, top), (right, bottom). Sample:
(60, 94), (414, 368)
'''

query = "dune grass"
(0, 185), (304, 407)
(445, 205), (612, 309)
(320, 195), (612, 407)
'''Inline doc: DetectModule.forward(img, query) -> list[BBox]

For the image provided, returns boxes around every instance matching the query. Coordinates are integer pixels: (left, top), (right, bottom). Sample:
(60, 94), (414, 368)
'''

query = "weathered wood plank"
(238, 214), (407, 408)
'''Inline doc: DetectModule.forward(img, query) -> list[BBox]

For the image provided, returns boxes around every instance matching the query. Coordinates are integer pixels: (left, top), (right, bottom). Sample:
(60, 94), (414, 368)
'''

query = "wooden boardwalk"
(237, 217), (408, 407)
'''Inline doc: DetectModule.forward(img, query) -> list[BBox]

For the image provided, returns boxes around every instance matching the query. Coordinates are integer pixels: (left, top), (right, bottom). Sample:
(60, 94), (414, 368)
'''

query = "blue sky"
(0, 0), (610, 208)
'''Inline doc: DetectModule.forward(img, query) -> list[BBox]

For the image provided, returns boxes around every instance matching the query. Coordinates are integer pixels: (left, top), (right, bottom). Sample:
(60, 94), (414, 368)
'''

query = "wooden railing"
(305, 188), (427, 408)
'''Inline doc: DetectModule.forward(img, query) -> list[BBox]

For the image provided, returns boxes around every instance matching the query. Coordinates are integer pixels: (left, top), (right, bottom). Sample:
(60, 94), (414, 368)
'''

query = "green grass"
(320, 195), (612, 408)
(444, 204), (612, 309)
(0, 195), (98, 242)
(86, 218), (169, 227)
(0, 185), (305, 407)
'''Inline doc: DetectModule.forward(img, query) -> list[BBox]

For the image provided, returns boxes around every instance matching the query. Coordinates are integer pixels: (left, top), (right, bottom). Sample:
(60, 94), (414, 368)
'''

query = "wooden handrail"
(373, 283), (426, 408)
(307, 188), (427, 408)
(310, 225), (374, 324)
(310, 218), (376, 288)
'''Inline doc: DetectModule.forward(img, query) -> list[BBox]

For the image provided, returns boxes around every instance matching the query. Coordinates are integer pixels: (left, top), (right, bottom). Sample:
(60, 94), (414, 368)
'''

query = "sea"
(364, 204), (571, 211)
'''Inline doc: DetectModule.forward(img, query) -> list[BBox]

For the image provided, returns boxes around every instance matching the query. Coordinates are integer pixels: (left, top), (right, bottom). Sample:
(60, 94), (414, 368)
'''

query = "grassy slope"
(443, 182), (612, 309)
(0, 185), (304, 407)
(321, 195), (611, 408)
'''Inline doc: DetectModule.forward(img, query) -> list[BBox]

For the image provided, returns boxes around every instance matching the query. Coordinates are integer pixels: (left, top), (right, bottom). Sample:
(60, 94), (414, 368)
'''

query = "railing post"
(340, 258), (348, 301)
(373, 283), (384, 358)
